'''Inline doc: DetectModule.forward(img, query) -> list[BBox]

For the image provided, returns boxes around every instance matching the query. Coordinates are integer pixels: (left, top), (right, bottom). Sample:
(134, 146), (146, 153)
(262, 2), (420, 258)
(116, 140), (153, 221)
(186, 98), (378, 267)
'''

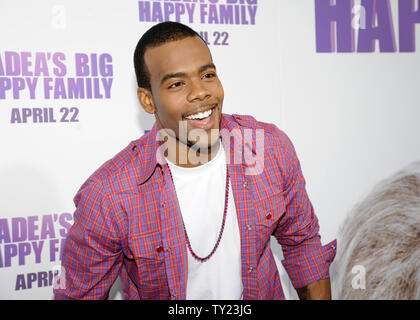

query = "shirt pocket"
(129, 232), (170, 299)
(255, 192), (286, 235)
(253, 192), (286, 258)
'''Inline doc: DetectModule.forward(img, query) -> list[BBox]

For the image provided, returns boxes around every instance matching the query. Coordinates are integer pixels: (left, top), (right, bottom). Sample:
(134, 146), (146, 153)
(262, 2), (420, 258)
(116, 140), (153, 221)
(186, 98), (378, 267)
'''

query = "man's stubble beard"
(155, 113), (221, 166)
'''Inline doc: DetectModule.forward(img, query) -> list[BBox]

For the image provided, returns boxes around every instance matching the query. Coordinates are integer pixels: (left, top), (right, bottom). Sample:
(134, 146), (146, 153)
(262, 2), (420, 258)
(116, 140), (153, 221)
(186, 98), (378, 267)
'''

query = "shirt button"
(247, 266), (254, 273)
(246, 225), (252, 231)
(266, 213), (272, 220)
(155, 246), (164, 253)
(243, 181), (248, 188)
(161, 201), (166, 208)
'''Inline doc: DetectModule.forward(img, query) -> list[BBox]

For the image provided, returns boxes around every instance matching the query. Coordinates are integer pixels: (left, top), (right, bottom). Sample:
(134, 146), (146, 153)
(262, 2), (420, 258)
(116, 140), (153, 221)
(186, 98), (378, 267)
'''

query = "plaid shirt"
(54, 113), (336, 300)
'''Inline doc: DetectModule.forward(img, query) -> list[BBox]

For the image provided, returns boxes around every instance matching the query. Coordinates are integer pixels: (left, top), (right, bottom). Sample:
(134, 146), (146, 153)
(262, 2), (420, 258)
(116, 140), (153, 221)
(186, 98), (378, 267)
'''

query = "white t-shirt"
(167, 141), (243, 300)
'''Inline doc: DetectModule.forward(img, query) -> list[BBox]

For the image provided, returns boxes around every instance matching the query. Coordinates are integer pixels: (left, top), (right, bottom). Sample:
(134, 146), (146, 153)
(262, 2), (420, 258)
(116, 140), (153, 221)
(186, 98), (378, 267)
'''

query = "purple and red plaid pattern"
(54, 113), (336, 300)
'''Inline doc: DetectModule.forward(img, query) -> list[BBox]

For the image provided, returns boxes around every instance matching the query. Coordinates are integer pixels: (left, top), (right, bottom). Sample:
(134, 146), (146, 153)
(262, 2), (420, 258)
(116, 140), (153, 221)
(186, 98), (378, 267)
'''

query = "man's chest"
(114, 162), (287, 299)
(118, 163), (286, 256)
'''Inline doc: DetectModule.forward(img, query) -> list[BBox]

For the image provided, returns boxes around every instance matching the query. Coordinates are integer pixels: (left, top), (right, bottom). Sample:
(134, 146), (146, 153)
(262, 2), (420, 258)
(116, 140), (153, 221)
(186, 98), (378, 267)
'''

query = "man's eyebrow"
(160, 63), (217, 86)
(160, 71), (187, 86)
(199, 63), (216, 73)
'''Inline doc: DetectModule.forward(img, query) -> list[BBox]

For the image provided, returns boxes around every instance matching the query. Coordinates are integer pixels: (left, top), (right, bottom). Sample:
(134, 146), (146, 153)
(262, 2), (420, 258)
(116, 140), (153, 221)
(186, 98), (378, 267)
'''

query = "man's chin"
(187, 128), (220, 149)
(186, 139), (219, 153)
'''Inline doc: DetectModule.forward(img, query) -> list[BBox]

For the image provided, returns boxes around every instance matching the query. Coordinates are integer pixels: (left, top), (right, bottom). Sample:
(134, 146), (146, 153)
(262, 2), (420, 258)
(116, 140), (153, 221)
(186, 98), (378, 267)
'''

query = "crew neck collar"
(166, 139), (224, 173)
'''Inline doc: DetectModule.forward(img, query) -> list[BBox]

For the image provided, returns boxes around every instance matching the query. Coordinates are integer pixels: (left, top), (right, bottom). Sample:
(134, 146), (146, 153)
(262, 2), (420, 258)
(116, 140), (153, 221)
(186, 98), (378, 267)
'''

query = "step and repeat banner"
(0, 0), (419, 300)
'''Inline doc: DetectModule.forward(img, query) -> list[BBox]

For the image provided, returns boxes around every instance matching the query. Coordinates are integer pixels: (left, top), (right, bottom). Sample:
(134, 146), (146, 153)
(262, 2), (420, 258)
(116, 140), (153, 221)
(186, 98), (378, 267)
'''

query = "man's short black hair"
(134, 21), (207, 90)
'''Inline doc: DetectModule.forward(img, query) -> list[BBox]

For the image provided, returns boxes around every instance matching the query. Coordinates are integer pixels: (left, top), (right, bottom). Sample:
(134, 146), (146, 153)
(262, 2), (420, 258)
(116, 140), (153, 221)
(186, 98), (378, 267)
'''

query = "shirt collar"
(136, 113), (240, 184)
(135, 121), (165, 185)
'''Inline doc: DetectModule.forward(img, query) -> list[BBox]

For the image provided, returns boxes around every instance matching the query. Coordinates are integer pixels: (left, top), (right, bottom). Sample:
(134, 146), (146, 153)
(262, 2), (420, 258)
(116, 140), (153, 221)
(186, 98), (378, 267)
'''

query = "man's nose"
(187, 79), (210, 102)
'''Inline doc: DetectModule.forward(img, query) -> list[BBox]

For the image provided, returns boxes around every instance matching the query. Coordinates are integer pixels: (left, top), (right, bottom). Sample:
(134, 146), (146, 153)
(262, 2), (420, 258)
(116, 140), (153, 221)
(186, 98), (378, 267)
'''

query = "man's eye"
(168, 82), (183, 89)
(203, 73), (216, 79)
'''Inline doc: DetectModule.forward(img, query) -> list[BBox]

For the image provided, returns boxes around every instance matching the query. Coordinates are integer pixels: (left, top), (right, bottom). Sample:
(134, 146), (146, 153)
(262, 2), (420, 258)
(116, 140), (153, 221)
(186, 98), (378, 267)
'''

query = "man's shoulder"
(225, 113), (292, 146)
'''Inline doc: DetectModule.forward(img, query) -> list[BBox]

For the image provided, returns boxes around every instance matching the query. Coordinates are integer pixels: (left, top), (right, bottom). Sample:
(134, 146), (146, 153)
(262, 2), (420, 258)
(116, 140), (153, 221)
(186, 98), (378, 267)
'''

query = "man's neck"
(163, 133), (221, 168)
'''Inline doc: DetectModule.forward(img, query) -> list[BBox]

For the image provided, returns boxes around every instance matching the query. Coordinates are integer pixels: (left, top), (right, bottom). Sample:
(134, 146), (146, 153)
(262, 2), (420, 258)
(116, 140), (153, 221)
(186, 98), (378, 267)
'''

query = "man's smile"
(183, 103), (218, 119)
(182, 104), (218, 130)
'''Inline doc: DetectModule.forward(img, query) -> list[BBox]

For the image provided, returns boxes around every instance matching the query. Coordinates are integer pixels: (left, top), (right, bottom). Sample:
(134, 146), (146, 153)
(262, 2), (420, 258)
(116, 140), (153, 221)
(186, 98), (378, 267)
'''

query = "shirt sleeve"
(53, 178), (123, 299)
(271, 128), (337, 289)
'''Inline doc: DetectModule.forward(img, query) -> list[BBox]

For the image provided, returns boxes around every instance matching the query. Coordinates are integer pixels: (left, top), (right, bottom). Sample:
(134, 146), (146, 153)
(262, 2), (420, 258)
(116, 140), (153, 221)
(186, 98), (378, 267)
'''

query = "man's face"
(140, 36), (224, 150)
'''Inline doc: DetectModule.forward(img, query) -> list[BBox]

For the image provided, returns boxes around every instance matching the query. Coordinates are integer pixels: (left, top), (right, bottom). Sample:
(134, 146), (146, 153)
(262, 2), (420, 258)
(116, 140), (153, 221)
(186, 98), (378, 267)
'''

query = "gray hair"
(331, 161), (420, 299)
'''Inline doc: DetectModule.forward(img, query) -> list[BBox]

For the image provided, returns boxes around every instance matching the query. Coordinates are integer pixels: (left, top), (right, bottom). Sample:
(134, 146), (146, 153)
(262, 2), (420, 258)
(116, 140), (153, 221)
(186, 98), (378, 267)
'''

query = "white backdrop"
(1, 0), (419, 300)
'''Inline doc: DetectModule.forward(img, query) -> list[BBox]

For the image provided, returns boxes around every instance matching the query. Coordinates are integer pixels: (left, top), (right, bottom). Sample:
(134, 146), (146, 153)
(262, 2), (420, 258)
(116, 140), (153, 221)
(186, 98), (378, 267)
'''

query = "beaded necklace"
(167, 164), (229, 262)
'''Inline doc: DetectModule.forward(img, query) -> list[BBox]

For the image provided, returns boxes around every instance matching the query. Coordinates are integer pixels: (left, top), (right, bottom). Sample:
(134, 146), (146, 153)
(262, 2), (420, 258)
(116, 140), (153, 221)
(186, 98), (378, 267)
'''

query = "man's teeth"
(185, 108), (213, 120)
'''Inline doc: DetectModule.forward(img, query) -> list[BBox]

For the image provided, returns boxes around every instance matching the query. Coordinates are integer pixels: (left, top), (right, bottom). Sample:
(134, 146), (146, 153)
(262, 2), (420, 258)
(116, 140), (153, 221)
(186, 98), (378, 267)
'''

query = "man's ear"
(137, 87), (156, 114)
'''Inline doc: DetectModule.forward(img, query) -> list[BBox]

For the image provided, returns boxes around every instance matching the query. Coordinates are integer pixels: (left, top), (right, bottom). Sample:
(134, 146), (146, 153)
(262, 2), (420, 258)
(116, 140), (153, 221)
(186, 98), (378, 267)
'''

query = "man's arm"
(54, 178), (122, 299)
(269, 125), (337, 300)
(296, 278), (332, 300)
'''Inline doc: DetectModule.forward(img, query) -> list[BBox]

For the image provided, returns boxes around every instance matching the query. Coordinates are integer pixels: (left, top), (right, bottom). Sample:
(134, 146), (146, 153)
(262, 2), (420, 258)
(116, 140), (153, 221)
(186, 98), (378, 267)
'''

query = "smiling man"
(54, 22), (336, 300)
(137, 33), (224, 167)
